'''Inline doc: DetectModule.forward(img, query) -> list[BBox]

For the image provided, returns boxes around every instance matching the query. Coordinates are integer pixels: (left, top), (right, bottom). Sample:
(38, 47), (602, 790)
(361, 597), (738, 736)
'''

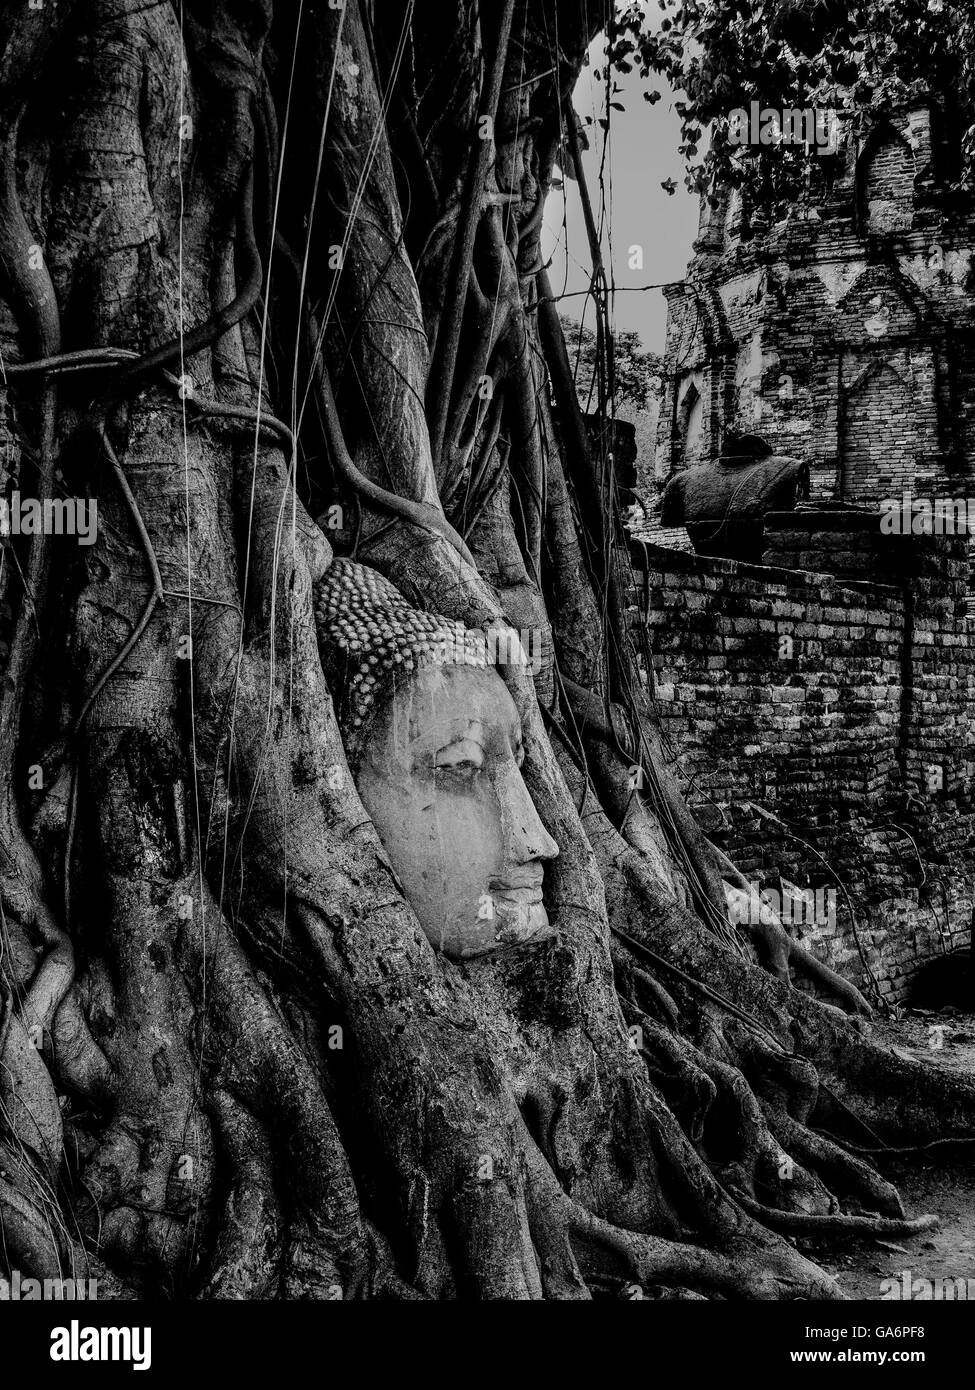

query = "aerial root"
(526, 1182), (592, 1300)
(615, 955), (681, 1030)
(564, 1200), (844, 1300)
(727, 1187), (938, 1239)
(199, 1089), (283, 1300)
(768, 1111), (905, 1219)
(655, 1028), (824, 1213)
(623, 1006), (716, 1143)
(624, 999), (909, 1226)
(518, 1128), (843, 1300)
(0, 1142), (68, 1280)
(731, 1025), (820, 1122)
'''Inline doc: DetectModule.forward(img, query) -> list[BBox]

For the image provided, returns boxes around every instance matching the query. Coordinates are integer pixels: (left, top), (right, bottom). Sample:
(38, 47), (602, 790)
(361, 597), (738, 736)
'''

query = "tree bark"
(0, 0), (971, 1301)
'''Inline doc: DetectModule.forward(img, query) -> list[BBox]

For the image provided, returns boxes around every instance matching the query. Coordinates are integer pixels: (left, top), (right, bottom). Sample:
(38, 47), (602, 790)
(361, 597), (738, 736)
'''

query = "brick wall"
(861, 130), (915, 236)
(631, 534), (975, 1005)
(653, 103), (975, 510)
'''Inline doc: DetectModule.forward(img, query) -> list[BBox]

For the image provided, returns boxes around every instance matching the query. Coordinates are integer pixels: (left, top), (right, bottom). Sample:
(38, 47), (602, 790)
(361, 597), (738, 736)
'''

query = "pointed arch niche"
(841, 360), (916, 499)
(676, 377), (705, 464)
(858, 127), (915, 236)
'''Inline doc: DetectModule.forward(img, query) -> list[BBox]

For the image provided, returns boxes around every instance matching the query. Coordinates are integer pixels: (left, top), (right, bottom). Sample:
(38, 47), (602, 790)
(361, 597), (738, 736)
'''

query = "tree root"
(768, 1112), (905, 1219)
(716, 844), (871, 1016)
(727, 1188), (938, 1240)
(568, 1202), (844, 1300)
(199, 1089), (282, 1300)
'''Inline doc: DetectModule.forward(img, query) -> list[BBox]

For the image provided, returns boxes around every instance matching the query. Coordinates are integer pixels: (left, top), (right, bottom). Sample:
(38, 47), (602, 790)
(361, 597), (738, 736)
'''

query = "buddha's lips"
(491, 884), (544, 908)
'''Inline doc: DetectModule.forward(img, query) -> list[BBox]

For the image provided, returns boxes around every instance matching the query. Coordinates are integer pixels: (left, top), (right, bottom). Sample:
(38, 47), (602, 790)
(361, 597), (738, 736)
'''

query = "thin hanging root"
(842, 1135), (975, 1158)
(769, 1110), (905, 1219)
(425, 0), (517, 472)
(113, 155), (262, 394)
(727, 1187), (938, 1239)
(572, 697), (734, 944)
(0, 1161), (68, 1281)
(271, 230), (476, 567)
(61, 422), (165, 926)
(72, 423), (165, 737)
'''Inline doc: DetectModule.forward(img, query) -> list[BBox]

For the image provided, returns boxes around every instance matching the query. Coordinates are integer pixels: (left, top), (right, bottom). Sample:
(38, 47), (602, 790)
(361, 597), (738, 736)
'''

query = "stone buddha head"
(315, 560), (559, 960)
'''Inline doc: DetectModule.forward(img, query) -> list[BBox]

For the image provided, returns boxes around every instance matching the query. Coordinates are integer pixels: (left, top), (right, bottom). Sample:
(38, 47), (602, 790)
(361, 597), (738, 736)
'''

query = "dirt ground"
(812, 1012), (975, 1300)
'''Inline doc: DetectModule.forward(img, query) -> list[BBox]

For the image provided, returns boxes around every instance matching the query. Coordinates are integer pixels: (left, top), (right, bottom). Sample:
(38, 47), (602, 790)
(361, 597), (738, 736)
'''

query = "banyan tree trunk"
(0, 0), (970, 1301)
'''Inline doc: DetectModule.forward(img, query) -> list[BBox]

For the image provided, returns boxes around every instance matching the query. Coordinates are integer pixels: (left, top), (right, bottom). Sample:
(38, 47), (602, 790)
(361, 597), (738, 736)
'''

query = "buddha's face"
(355, 663), (559, 959)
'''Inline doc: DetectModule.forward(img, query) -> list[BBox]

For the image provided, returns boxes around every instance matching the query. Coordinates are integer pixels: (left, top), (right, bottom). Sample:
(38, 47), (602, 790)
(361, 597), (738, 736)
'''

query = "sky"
(541, 36), (700, 355)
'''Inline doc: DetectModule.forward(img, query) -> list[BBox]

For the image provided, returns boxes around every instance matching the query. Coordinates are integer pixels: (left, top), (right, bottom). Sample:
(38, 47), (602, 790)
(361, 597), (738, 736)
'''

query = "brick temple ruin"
(634, 101), (975, 1006)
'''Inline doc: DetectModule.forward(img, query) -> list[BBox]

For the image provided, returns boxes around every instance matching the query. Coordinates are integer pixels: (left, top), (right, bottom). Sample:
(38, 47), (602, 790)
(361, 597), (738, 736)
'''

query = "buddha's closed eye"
(435, 738), (484, 769)
(434, 739), (484, 787)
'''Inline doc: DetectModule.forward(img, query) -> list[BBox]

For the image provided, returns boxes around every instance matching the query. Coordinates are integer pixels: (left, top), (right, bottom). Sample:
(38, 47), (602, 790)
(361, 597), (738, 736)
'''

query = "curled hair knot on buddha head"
(313, 558), (490, 769)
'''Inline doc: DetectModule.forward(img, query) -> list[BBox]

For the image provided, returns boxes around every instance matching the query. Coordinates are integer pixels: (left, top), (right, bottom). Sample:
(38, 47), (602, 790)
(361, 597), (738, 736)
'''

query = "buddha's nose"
(501, 763), (559, 864)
